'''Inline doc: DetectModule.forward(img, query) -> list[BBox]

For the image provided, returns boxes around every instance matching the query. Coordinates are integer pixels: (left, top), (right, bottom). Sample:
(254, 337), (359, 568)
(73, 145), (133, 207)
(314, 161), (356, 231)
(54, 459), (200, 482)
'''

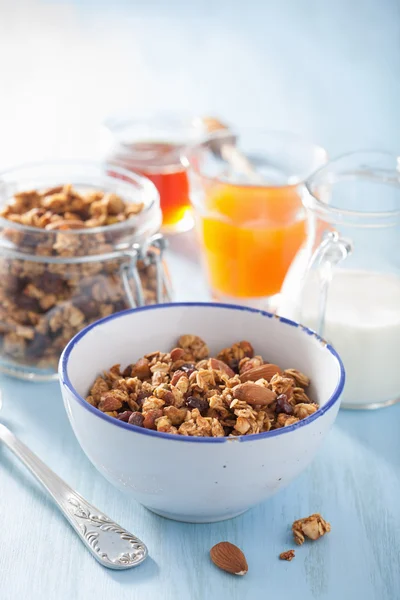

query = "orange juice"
(199, 182), (306, 298)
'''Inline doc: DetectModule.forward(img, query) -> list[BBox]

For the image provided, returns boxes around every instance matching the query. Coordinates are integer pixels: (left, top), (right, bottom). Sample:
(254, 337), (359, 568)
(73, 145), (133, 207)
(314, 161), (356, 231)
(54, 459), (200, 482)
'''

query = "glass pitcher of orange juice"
(184, 130), (327, 310)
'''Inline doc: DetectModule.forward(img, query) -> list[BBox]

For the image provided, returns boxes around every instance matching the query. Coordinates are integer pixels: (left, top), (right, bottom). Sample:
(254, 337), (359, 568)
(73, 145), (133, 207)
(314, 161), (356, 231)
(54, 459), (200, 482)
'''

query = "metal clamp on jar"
(0, 161), (172, 381)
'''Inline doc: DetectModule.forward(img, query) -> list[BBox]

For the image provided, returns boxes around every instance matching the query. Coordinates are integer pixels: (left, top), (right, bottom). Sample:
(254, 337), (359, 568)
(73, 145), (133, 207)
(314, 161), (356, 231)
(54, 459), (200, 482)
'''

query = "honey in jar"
(103, 114), (212, 234)
(114, 141), (192, 233)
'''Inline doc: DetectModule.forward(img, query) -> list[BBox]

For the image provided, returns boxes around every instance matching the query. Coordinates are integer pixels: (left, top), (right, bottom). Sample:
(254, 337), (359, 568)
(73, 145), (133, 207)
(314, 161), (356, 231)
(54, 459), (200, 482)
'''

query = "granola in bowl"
(61, 302), (344, 521)
(86, 334), (318, 437)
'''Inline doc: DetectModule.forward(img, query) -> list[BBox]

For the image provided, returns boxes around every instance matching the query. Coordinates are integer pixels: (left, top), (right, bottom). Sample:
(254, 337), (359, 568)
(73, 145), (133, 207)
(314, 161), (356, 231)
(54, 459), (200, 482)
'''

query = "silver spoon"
(0, 390), (148, 569)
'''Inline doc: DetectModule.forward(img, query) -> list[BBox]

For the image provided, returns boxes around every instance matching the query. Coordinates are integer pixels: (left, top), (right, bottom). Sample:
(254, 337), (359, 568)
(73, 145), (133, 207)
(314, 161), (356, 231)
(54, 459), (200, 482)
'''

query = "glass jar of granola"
(0, 161), (172, 381)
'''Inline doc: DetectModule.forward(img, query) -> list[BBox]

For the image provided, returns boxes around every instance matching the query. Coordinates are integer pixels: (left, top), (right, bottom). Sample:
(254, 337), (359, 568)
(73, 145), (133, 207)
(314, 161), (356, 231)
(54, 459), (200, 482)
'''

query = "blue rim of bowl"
(59, 302), (345, 444)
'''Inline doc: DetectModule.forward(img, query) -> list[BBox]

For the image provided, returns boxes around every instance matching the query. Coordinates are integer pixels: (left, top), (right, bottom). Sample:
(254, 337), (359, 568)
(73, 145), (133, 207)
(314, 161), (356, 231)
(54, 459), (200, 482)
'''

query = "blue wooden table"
(0, 1), (399, 598)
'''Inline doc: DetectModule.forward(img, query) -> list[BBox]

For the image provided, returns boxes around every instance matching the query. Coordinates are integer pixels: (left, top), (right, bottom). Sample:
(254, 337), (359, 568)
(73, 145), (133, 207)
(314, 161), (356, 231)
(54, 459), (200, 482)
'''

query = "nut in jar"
(0, 162), (171, 380)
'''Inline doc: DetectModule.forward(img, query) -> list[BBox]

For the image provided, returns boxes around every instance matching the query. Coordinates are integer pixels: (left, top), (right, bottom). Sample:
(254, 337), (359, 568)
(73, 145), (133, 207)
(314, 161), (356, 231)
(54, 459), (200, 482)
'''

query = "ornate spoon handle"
(0, 423), (148, 570)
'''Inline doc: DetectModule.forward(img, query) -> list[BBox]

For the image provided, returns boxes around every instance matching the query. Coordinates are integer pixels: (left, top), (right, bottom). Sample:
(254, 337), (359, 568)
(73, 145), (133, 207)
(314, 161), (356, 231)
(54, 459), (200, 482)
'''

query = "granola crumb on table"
(86, 335), (318, 438)
(279, 550), (295, 561)
(292, 513), (331, 545)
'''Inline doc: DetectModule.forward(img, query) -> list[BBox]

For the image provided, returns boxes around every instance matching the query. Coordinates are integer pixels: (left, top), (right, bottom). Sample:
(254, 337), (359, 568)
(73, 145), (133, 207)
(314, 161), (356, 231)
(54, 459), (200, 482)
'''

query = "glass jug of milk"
(279, 152), (400, 409)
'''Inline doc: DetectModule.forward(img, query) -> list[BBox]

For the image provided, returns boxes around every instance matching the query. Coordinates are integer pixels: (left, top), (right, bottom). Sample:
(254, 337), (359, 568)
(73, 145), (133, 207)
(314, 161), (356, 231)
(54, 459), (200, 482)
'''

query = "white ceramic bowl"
(59, 303), (345, 523)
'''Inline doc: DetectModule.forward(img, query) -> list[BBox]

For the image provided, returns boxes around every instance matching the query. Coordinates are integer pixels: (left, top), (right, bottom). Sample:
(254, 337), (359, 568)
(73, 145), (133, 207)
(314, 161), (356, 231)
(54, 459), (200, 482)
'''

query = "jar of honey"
(103, 113), (211, 234)
(183, 129), (327, 310)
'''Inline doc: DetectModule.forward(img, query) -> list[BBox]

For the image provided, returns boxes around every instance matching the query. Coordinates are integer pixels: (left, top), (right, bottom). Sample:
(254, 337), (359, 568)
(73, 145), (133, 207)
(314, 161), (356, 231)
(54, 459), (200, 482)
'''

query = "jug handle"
(306, 231), (352, 337)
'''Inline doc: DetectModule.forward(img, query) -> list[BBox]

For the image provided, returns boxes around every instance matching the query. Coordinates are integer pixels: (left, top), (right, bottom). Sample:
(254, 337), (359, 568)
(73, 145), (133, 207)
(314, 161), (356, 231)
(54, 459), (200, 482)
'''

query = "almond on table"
(210, 542), (248, 575)
(85, 335), (316, 438)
